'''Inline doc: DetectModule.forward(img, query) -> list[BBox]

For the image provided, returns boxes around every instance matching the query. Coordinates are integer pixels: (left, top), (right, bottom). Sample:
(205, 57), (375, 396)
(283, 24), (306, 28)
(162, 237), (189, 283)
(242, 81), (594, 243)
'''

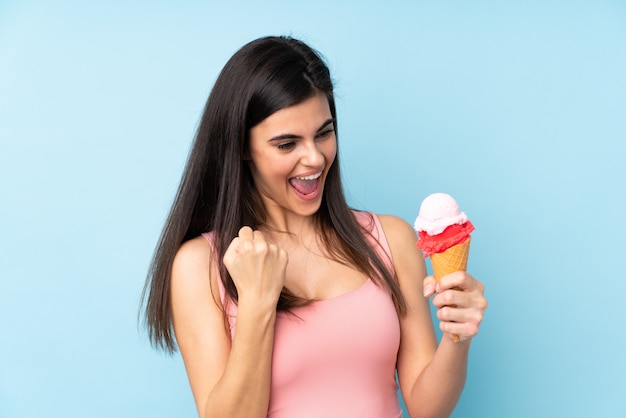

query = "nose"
(301, 140), (324, 167)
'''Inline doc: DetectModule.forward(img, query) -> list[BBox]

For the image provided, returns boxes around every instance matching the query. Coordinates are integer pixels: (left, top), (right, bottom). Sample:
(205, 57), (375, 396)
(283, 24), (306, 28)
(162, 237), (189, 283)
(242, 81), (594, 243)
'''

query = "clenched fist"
(223, 226), (288, 309)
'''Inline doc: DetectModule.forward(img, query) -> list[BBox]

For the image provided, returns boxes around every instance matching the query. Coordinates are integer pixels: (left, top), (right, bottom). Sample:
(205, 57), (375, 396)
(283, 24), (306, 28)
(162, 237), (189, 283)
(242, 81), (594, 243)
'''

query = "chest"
(271, 279), (400, 392)
(283, 247), (368, 300)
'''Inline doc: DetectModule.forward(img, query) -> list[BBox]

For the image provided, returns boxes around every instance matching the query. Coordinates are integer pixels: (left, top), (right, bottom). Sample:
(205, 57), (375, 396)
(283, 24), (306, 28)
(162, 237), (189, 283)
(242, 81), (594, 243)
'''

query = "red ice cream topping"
(416, 221), (474, 257)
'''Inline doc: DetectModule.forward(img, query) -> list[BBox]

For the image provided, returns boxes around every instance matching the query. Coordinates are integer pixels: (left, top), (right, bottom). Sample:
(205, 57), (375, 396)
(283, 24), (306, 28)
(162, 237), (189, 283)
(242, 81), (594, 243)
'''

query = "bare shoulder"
(376, 213), (418, 247)
(376, 213), (426, 281)
(172, 235), (216, 282)
(173, 235), (213, 273)
(171, 234), (222, 309)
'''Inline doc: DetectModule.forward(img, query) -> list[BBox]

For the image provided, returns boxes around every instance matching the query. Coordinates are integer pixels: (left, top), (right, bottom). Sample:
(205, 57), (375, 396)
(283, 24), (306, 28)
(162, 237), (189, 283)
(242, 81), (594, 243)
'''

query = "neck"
(261, 212), (318, 247)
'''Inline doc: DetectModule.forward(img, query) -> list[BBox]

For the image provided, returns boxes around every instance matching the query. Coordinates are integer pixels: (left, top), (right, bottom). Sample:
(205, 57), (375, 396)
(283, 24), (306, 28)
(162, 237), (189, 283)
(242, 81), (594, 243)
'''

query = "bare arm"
(378, 214), (487, 418)
(171, 227), (286, 418)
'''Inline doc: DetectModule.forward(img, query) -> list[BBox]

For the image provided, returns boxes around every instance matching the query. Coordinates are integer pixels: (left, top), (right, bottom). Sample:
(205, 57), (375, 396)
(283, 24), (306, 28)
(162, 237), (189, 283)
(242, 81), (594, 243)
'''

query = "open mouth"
(289, 172), (322, 198)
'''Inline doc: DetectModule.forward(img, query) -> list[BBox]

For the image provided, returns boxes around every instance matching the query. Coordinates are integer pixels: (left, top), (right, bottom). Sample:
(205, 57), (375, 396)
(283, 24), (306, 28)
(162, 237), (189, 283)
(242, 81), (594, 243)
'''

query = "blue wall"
(1, 1), (624, 417)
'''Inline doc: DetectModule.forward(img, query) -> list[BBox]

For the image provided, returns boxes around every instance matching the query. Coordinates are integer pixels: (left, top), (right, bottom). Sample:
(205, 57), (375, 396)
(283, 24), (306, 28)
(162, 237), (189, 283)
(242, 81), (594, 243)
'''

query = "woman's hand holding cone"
(423, 271), (487, 342)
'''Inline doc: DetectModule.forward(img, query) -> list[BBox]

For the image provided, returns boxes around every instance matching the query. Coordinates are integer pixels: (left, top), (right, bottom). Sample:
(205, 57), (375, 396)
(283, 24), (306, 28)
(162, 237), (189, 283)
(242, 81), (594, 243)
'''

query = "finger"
(432, 287), (462, 309)
(438, 271), (473, 291)
(225, 236), (241, 254)
(237, 226), (255, 252)
(439, 318), (480, 340)
(223, 237), (240, 268)
(238, 226), (254, 241)
(436, 305), (482, 323)
(423, 275), (437, 297)
(436, 305), (459, 322)
(253, 229), (266, 243)
(278, 247), (288, 263)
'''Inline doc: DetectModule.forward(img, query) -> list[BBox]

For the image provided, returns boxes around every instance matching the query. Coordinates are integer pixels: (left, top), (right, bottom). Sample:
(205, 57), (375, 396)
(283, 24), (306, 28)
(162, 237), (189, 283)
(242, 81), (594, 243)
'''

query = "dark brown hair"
(140, 36), (406, 353)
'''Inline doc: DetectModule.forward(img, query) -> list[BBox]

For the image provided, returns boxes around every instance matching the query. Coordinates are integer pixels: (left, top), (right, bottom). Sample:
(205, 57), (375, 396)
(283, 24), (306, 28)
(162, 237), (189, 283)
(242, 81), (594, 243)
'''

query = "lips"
(289, 172), (321, 196)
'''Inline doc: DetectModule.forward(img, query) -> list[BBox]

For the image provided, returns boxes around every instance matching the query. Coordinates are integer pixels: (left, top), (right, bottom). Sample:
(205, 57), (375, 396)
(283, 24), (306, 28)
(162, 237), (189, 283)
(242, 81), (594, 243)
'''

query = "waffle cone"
(430, 237), (471, 282)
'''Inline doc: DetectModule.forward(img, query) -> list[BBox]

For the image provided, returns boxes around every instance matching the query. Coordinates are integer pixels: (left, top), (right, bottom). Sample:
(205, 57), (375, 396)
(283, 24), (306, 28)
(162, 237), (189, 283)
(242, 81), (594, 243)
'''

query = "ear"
(242, 143), (251, 160)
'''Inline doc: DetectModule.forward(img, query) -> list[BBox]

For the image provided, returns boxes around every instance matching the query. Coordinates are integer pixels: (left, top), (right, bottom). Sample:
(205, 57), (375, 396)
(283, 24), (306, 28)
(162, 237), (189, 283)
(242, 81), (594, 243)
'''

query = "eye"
(277, 141), (296, 150)
(317, 128), (335, 139)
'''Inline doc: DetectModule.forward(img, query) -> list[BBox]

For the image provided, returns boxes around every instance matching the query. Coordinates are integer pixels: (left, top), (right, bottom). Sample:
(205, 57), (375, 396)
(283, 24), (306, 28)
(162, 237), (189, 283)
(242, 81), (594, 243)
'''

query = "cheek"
(254, 159), (291, 184)
(250, 150), (280, 177)
(325, 140), (338, 164)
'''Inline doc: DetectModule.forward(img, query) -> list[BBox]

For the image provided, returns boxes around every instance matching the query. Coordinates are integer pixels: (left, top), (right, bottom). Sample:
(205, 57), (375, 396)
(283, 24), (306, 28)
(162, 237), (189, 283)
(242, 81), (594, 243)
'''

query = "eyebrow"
(268, 118), (335, 142)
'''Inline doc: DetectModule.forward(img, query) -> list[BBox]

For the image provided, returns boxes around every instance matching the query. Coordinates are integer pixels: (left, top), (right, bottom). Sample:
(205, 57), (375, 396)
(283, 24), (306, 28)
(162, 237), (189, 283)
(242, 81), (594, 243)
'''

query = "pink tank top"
(203, 212), (402, 418)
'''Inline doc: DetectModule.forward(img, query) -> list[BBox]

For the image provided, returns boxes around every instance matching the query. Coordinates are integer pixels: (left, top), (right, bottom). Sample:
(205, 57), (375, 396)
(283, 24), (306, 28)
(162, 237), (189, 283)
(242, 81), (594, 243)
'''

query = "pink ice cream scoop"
(414, 193), (474, 257)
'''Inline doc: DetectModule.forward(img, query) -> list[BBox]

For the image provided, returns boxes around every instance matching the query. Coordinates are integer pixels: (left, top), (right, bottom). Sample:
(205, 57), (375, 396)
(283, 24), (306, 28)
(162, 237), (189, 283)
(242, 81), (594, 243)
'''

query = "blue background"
(1, 1), (625, 417)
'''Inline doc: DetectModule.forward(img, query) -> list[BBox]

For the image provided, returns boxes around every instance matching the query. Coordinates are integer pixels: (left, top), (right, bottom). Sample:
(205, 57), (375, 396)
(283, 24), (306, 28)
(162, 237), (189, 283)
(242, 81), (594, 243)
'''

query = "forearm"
(203, 303), (276, 418)
(404, 338), (470, 418)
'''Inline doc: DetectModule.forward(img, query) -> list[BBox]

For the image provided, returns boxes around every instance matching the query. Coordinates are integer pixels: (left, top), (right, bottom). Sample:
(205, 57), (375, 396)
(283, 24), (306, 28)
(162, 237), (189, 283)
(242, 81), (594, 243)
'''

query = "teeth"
(295, 172), (322, 181)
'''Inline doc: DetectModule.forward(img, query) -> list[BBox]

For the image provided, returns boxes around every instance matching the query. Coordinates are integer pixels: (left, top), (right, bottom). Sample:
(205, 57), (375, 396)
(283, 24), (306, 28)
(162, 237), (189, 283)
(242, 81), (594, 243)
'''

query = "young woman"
(141, 36), (487, 418)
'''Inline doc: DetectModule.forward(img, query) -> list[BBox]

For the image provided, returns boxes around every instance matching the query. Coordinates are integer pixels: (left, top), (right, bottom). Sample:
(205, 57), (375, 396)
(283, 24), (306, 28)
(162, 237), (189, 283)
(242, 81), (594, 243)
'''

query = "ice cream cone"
(429, 237), (471, 343)
(430, 237), (471, 281)
(414, 193), (474, 343)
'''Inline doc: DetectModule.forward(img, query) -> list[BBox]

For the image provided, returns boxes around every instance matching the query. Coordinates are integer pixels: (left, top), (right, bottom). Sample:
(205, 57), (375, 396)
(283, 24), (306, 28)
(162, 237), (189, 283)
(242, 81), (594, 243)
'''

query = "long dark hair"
(141, 36), (407, 352)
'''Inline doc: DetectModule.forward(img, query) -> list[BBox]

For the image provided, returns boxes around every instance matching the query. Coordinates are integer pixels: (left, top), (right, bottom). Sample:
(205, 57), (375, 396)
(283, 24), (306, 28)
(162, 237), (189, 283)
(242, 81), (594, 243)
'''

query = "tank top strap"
(352, 211), (396, 276)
